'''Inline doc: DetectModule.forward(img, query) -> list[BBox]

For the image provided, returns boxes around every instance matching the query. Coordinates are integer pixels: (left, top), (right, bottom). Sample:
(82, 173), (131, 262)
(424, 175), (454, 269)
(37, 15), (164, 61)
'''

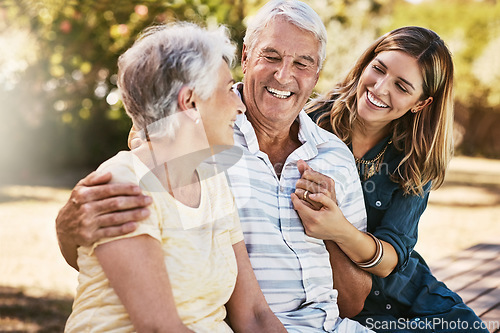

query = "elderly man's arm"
(325, 240), (371, 318)
(225, 241), (287, 332)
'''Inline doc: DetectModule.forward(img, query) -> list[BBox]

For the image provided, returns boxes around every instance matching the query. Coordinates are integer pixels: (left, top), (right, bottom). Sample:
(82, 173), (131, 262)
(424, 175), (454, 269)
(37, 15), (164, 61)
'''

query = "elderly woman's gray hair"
(243, 0), (327, 71)
(118, 22), (236, 139)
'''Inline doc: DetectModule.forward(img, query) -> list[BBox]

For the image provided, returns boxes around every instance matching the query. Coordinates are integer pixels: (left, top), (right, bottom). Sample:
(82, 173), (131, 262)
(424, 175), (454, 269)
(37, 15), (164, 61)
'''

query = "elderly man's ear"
(241, 44), (249, 75)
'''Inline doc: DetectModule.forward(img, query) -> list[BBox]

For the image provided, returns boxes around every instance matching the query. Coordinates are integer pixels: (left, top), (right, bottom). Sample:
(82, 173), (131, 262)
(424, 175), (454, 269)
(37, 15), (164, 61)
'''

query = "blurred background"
(0, 0), (499, 183)
(0, 0), (499, 331)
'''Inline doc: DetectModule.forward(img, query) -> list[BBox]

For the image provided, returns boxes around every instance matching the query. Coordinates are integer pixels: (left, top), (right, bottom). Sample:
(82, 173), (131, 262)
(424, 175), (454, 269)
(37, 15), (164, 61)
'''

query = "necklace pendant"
(355, 140), (392, 181)
(365, 163), (375, 181)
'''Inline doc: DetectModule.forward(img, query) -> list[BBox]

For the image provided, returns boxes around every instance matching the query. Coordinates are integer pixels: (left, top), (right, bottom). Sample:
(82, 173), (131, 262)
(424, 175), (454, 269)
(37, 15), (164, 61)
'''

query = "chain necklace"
(355, 140), (392, 181)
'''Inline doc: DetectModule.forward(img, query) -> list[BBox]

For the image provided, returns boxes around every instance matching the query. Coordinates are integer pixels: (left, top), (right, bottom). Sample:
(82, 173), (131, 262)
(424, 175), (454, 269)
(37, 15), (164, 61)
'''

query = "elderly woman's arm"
(95, 235), (194, 333)
(225, 241), (287, 333)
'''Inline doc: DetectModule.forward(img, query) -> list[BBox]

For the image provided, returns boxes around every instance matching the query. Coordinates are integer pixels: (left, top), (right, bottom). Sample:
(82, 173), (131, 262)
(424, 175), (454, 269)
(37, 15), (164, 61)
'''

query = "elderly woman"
(64, 22), (285, 333)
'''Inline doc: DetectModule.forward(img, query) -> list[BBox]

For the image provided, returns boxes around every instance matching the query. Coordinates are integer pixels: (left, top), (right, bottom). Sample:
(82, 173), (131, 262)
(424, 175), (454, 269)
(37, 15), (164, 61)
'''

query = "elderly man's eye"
(265, 56), (280, 61)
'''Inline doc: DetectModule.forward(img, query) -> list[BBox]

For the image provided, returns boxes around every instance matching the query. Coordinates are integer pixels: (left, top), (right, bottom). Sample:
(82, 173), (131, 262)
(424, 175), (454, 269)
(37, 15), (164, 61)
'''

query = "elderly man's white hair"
(243, 0), (327, 71)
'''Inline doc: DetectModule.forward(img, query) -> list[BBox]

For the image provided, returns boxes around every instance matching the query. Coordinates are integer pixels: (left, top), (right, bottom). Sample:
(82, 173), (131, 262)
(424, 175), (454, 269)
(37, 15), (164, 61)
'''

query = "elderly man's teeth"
(267, 87), (292, 99)
(367, 91), (389, 108)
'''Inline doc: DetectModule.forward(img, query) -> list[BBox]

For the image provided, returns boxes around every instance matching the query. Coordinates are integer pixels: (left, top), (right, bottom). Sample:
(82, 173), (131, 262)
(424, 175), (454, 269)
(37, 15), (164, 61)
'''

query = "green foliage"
(0, 0), (247, 179)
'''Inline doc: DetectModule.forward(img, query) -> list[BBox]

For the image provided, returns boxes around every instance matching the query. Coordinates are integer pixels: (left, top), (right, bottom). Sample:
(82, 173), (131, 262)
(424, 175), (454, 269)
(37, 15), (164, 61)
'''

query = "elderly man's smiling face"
(241, 17), (320, 127)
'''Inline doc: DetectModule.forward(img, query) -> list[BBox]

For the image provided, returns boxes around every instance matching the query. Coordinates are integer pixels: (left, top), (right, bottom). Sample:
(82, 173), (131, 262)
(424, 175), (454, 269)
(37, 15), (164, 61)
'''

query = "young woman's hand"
(293, 159), (350, 242)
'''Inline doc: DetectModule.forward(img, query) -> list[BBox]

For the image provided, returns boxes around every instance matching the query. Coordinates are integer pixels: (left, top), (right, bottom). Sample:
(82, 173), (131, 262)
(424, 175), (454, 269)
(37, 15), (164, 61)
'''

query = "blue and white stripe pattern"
(221, 110), (367, 332)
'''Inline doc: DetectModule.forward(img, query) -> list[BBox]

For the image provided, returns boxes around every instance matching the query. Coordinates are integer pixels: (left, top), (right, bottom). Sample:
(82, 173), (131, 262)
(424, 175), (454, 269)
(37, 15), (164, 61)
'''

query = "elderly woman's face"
(197, 61), (246, 146)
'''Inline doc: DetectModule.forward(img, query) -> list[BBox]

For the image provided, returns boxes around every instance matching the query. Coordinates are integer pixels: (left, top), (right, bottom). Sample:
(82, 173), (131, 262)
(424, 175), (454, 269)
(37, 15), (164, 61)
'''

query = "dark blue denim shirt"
(358, 137), (431, 274)
(355, 138), (467, 320)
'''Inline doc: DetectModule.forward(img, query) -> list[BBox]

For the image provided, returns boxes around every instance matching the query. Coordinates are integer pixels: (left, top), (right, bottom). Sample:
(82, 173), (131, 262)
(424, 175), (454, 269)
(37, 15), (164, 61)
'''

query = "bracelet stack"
(354, 232), (384, 269)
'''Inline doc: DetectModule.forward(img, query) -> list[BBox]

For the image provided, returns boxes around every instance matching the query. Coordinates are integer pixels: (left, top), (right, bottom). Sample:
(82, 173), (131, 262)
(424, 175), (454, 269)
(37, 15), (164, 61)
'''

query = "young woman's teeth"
(267, 87), (291, 99)
(367, 91), (388, 108)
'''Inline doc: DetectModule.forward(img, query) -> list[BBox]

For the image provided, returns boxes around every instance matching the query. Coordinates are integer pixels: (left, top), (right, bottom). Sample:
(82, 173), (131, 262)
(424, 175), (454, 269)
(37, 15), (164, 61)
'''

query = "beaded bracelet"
(354, 232), (384, 269)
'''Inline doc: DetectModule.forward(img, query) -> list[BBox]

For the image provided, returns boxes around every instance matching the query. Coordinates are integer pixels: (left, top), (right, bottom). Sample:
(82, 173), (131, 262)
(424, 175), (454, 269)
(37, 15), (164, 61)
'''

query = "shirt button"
(374, 290), (380, 296)
(375, 200), (382, 207)
(386, 304), (391, 310)
(279, 186), (284, 192)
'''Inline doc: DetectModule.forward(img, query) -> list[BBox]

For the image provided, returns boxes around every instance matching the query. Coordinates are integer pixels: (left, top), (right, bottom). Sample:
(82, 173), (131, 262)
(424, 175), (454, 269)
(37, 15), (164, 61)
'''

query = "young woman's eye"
(396, 83), (408, 93)
(372, 65), (384, 73)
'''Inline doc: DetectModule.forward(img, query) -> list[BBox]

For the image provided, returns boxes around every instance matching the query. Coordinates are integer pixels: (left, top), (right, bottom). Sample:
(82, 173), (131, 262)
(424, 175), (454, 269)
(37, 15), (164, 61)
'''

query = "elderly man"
(56, 1), (372, 332)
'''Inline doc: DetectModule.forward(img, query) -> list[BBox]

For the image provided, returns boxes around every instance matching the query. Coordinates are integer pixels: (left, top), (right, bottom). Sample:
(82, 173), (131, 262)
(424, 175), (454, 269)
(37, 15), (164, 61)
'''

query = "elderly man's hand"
(56, 171), (152, 269)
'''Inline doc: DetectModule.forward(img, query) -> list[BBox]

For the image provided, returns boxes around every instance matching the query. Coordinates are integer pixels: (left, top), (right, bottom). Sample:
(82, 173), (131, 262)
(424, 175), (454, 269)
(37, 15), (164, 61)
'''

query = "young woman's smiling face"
(356, 50), (432, 129)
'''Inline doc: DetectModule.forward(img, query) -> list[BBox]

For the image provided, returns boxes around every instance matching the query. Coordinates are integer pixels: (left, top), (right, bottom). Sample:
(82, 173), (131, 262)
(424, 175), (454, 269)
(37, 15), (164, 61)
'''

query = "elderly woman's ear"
(177, 86), (196, 111)
(128, 124), (141, 149)
(177, 86), (200, 124)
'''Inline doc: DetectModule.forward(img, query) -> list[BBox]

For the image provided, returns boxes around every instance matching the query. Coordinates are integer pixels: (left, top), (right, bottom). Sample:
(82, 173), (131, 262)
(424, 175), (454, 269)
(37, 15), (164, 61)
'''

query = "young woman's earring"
(195, 118), (200, 124)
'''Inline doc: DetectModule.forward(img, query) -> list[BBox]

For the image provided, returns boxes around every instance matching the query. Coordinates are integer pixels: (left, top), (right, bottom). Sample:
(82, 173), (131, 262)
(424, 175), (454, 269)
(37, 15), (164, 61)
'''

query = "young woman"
(293, 26), (488, 332)
(64, 22), (285, 333)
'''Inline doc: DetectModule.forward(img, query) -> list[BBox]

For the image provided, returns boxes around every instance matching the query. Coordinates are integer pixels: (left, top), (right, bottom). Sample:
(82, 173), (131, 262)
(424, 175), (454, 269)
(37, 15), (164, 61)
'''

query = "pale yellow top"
(65, 151), (244, 333)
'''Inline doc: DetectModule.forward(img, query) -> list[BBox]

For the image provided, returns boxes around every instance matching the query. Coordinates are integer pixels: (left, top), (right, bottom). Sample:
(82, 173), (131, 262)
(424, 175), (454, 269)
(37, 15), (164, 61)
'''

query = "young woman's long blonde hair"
(308, 26), (454, 196)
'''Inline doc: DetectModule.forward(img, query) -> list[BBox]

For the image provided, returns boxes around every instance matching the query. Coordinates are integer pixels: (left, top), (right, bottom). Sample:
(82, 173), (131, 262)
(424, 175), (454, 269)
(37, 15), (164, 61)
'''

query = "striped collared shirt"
(220, 109), (367, 332)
